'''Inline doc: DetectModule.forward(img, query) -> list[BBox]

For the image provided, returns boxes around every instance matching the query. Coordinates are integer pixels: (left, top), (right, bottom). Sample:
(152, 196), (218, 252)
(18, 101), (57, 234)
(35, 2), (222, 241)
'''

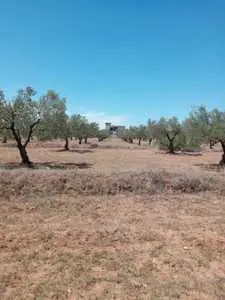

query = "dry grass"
(0, 168), (221, 199)
(1, 140), (225, 299)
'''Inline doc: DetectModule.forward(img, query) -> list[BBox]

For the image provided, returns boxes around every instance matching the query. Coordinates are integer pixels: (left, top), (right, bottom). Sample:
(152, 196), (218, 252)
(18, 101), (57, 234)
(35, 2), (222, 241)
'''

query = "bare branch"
(10, 119), (21, 145)
(23, 119), (40, 147)
(165, 132), (174, 141)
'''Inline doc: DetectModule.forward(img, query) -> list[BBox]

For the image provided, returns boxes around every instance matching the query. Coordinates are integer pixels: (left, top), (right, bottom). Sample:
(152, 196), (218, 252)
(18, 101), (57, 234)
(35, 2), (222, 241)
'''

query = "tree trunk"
(138, 138), (141, 146)
(79, 137), (82, 145)
(64, 137), (69, 151)
(84, 137), (88, 144)
(148, 138), (152, 145)
(219, 140), (225, 166)
(11, 127), (32, 166)
(18, 144), (32, 166)
(2, 136), (7, 143)
(168, 139), (175, 154)
(209, 141), (214, 149)
(129, 137), (133, 144)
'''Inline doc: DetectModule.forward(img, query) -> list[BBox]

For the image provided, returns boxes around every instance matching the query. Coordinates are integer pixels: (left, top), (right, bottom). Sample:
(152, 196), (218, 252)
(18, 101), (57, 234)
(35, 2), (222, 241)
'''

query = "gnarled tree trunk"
(10, 118), (40, 167)
(138, 138), (141, 146)
(219, 140), (225, 166)
(11, 128), (32, 166)
(84, 137), (88, 144)
(78, 137), (82, 144)
(168, 138), (175, 154)
(209, 140), (214, 149)
(165, 132), (176, 154)
(18, 143), (32, 165)
(2, 136), (7, 143)
(64, 137), (69, 151)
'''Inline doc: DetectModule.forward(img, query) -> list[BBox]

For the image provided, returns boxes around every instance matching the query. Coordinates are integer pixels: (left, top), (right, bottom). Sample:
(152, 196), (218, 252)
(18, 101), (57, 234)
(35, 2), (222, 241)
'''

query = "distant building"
(105, 122), (111, 131)
(105, 122), (125, 134)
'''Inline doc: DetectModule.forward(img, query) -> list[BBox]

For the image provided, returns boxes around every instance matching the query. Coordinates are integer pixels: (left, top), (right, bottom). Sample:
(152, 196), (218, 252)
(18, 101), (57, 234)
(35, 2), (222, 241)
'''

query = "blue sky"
(0, 0), (224, 127)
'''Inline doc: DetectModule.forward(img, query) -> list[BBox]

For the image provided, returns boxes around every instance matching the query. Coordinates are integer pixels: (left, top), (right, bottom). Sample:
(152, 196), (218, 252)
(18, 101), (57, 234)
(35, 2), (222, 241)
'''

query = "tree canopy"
(153, 117), (182, 153)
(38, 90), (71, 149)
(188, 106), (225, 164)
(0, 87), (40, 165)
(2, 86), (225, 166)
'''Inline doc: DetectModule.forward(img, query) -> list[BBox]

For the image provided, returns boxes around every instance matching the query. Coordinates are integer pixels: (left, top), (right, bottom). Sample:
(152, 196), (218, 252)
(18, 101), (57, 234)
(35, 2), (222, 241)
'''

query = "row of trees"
(118, 118), (187, 152)
(1, 87), (225, 166)
(0, 88), (109, 165)
(119, 110), (225, 164)
(38, 90), (100, 149)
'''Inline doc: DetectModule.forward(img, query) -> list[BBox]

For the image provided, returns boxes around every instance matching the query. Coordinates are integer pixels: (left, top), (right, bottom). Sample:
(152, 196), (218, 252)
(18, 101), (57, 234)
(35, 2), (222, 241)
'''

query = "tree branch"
(165, 132), (173, 141)
(23, 119), (40, 147)
(166, 130), (179, 141)
(10, 119), (21, 145)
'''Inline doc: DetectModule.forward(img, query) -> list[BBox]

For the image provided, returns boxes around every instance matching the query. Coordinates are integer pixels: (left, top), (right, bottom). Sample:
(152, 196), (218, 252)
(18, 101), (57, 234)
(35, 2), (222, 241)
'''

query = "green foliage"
(0, 91), (6, 136)
(38, 90), (69, 141)
(146, 119), (156, 142)
(188, 106), (212, 144)
(181, 118), (201, 150)
(136, 125), (147, 139)
(1, 87), (40, 141)
(0, 87), (41, 164)
(117, 127), (129, 141)
(2, 85), (225, 163)
(153, 117), (182, 152)
(189, 106), (225, 144)
(97, 128), (110, 141)
(127, 126), (137, 141)
(117, 126), (135, 143)
(87, 122), (99, 138)
(70, 114), (88, 139)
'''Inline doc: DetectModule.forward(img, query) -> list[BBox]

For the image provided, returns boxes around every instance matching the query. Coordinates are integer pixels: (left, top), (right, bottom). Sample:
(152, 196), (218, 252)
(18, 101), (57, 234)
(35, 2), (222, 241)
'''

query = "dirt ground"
(0, 139), (225, 299)
(0, 139), (222, 173)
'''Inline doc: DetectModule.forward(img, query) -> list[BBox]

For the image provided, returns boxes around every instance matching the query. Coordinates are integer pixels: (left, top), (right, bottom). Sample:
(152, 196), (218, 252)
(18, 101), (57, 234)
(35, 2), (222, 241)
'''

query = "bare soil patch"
(1, 193), (225, 299)
(1, 142), (225, 299)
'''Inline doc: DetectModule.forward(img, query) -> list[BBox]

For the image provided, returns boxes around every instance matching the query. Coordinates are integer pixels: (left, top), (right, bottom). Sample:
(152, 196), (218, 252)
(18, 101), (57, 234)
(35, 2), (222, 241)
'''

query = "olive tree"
(70, 114), (89, 144)
(126, 126), (137, 143)
(117, 127), (129, 142)
(97, 128), (110, 142)
(153, 117), (182, 154)
(84, 122), (99, 143)
(0, 87), (40, 165)
(181, 117), (201, 151)
(38, 90), (71, 150)
(0, 91), (9, 143)
(118, 126), (138, 144)
(189, 106), (225, 164)
(135, 125), (147, 145)
(146, 119), (156, 145)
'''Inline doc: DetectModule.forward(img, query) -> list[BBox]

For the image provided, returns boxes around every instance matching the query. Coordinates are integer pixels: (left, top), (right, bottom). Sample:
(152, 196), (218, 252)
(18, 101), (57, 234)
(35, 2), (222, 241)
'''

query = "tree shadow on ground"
(0, 143), (17, 148)
(68, 149), (94, 154)
(155, 151), (202, 156)
(176, 152), (203, 157)
(0, 161), (93, 170)
(194, 163), (223, 172)
(54, 149), (94, 154)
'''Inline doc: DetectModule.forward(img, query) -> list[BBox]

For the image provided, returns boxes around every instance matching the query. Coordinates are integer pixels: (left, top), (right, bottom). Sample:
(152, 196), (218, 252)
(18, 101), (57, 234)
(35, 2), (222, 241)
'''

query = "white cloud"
(83, 111), (128, 129)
